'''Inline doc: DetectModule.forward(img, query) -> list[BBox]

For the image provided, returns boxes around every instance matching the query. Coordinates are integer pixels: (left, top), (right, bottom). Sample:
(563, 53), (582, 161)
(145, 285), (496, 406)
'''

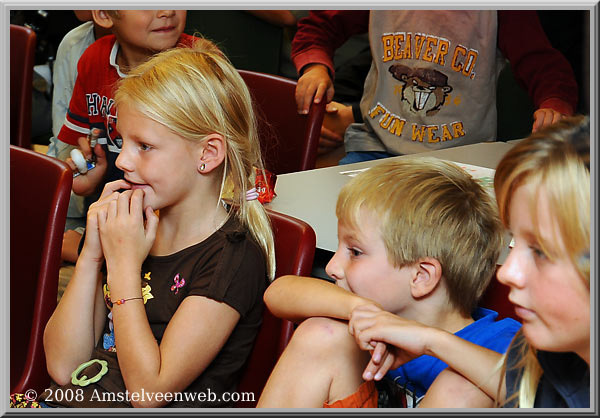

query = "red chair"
(10, 146), (72, 394)
(480, 267), (518, 321)
(235, 209), (316, 407)
(10, 24), (37, 149)
(238, 70), (326, 175)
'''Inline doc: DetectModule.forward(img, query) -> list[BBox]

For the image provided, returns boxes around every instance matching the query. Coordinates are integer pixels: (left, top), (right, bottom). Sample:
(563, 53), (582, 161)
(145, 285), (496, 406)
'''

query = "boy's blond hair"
(336, 157), (504, 317)
(113, 38), (275, 280)
(494, 115), (590, 407)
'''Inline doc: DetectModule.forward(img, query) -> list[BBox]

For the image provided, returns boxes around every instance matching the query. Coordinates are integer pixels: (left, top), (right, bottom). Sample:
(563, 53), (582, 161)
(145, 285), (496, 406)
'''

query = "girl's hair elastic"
(246, 188), (259, 201)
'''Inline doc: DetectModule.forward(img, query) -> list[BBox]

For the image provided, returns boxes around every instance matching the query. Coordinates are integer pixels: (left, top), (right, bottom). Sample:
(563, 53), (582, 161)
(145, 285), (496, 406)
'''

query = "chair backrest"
(235, 209), (316, 407)
(480, 267), (518, 321)
(238, 69), (326, 175)
(10, 146), (72, 393)
(10, 24), (36, 149)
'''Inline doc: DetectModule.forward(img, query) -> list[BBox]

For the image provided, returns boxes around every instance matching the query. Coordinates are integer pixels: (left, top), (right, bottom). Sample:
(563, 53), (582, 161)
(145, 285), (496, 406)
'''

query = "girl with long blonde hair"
(39, 39), (275, 408)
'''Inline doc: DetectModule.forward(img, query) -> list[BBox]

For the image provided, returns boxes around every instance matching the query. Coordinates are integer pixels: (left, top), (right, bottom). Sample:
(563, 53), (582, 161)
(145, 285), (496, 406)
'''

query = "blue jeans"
(339, 151), (395, 165)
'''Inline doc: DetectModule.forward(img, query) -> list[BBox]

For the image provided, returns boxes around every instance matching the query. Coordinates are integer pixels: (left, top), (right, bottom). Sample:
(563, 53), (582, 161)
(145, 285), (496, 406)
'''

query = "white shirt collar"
(109, 39), (128, 78)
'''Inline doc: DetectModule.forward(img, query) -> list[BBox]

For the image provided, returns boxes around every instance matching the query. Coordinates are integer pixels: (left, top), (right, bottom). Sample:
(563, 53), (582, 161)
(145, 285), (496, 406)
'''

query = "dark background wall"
(495, 10), (589, 140)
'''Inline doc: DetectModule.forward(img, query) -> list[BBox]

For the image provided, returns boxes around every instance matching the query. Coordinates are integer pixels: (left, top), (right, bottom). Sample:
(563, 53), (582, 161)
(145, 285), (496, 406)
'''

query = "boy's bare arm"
(419, 368), (495, 408)
(428, 333), (506, 401)
(264, 275), (376, 323)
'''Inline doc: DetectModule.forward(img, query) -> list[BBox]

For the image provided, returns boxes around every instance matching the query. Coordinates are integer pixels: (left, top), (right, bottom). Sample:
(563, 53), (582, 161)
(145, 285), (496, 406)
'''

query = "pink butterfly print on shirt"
(170, 273), (186, 294)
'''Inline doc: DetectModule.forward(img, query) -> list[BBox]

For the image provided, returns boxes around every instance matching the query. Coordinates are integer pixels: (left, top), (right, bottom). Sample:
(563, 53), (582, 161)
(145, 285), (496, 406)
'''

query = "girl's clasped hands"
(85, 180), (158, 290)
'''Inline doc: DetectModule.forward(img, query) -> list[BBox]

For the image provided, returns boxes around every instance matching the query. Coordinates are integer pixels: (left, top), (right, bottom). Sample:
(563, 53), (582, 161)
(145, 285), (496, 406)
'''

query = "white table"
(267, 141), (517, 252)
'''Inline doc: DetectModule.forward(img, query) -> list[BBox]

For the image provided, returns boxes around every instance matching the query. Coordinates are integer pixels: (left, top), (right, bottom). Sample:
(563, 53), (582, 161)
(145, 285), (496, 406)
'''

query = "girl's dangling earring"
(199, 163), (206, 172)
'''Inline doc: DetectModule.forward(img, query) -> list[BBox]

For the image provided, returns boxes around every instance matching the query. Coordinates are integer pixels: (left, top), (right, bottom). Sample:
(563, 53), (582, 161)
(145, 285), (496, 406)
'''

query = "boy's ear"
(197, 134), (226, 174)
(91, 10), (115, 29)
(410, 257), (443, 298)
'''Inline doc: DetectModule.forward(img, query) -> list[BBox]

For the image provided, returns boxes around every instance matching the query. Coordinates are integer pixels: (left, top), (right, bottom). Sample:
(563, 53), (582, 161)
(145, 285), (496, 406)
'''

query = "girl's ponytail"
(243, 198), (276, 281)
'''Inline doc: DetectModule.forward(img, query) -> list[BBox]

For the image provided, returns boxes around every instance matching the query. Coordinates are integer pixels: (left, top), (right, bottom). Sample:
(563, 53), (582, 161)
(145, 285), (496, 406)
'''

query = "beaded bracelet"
(112, 296), (143, 306)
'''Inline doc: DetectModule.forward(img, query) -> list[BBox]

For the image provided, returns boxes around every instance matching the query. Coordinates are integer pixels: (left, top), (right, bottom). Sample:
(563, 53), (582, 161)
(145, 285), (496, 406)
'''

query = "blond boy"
(257, 158), (521, 408)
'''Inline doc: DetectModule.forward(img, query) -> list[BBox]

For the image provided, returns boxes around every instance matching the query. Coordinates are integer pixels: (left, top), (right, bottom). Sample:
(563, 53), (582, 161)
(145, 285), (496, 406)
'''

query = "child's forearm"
(105, 265), (165, 405)
(264, 275), (373, 323)
(424, 329), (506, 400)
(109, 268), (241, 407)
(43, 254), (106, 385)
(419, 368), (495, 408)
(110, 293), (162, 403)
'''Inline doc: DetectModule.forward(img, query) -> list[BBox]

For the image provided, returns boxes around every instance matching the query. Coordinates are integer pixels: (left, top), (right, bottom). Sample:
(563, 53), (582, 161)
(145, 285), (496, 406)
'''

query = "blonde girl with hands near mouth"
(40, 39), (275, 408)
